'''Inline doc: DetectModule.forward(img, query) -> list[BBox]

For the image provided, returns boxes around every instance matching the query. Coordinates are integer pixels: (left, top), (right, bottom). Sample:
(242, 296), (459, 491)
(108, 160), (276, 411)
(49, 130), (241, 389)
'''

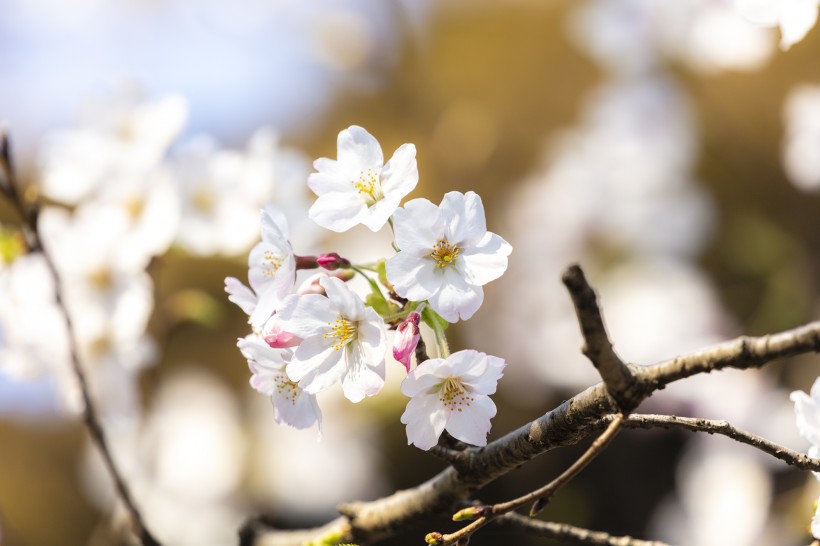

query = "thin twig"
(496, 512), (671, 546)
(613, 413), (820, 472)
(439, 414), (625, 545)
(0, 133), (160, 546)
(562, 265), (637, 410)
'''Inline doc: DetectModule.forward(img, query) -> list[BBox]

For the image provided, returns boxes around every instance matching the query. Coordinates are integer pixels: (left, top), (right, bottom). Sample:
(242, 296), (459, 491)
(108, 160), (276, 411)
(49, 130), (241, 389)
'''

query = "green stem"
(431, 316), (450, 359)
(351, 265), (384, 299)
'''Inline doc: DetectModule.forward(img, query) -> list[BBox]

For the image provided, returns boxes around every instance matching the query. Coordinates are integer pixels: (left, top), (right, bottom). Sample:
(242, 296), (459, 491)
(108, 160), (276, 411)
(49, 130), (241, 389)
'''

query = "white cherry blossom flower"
(238, 335), (321, 434)
(386, 191), (512, 323)
(400, 350), (505, 450)
(791, 377), (820, 459)
(277, 276), (386, 403)
(247, 206), (297, 328)
(307, 125), (418, 232)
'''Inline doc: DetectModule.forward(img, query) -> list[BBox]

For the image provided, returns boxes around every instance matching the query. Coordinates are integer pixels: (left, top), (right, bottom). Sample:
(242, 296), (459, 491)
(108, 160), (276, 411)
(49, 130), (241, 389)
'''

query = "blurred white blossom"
(37, 84), (187, 205)
(736, 0), (819, 49)
(650, 442), (773, 546)
(782, 84), (820, 192)
(171, 129), (315, 256)
(570, 0), (775, 76)
(81, 370), (247, 546)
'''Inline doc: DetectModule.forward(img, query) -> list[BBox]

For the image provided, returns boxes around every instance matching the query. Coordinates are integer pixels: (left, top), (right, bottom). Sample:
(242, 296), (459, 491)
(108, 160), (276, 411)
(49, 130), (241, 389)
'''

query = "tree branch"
(496, 513), (671, 546)
(562, 265), (638, 411)
(611, 413), (820, 472)
(0, 133), (160, 546)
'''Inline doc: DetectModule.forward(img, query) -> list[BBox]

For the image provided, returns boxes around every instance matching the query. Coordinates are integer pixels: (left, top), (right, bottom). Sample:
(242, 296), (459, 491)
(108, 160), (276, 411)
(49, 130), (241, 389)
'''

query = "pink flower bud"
(393, 311), (421, 372)
(262, 314), (302, 348)
(317, 252), (350, 271)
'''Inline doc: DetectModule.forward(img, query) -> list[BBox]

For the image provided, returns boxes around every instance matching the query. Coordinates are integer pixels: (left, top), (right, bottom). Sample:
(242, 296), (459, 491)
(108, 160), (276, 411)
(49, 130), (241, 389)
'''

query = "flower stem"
(431, 316), (450, 359)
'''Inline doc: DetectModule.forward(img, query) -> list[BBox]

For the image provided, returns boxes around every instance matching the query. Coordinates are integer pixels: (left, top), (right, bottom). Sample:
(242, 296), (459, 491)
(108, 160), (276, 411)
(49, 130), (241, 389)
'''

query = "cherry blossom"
(400, 350), (505, 450)
(237, 336), (322, 434)
(791, 377), (820, 459)
(386, 191), (512, 323)
(276, 276), (386, 403)
(247, 206), (297, 328)
(307, 125), (418, 232)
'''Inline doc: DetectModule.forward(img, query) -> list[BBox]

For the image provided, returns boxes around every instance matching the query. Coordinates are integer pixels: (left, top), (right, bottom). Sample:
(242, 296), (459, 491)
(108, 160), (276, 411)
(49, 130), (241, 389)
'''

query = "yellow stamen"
(353, 167), (382, 205)
(262, 250), (284, 277)
(274, 374), (300, 405)
(430, 239), (461, 268)
(439, 377), (474, 412)
(324, 317), (357, 350)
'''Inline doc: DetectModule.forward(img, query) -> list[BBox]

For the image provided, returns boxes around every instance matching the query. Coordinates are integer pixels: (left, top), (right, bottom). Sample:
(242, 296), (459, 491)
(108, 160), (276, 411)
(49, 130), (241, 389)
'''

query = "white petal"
(401, 358), (446, 396)
(358, 306), (388, 358)
(446, 350), (489, 381)
(385, 251), (440, 301)
(271, 388), (322, 431)
(225, 277), (257, 316)
(400, 393), (448, 450)
(261, 205), (290, 243)
(341, 343), (386, 402)
(392, 198), (444, 252)
(337, 125), (383, 169)
(381, 143), (418, 196)
(238, 336), (288, 372)
(308, 161), (356, 194)
(308, 191), (368, 232)
(288, 336), (344, 392)
(276, 294), (336, 338)
(427, 269), (484, 322)
(440, 191), (487, 247)
(460, 232), (512, 286)
(360, 193), (403, 232)
(321, 276), (365, 320)
(445, 394), (496, 447)
(792, 388), (820, 445)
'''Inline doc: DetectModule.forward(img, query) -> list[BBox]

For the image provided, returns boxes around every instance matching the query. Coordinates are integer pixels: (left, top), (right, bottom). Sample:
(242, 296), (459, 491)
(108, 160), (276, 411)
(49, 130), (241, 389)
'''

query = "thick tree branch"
(247, 264), (820, 546)
(610, 414), (820, 472)
(0, 134), (160, 546)
(496, 513), (671, 546)
(562, 265), (638, 411)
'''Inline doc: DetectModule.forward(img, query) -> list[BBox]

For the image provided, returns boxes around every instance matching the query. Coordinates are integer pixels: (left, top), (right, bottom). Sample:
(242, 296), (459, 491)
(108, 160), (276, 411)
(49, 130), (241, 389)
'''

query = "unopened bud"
(393, 311), (421, 372)
(317, 252), (350, 270)
(452, 505), (488, 522)
(529, 497), (549, 517)
(424, 532), (443, 545)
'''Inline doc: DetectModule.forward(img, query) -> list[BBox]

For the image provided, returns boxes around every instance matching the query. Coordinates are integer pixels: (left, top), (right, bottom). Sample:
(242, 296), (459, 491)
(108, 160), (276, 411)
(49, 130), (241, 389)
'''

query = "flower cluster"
(229, 125), (512, 450)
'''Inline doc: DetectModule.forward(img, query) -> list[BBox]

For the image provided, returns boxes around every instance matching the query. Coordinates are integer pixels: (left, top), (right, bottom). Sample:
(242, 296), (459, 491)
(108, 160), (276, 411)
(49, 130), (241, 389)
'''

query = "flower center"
(324, 317), (357, 350)
(261, 250), (284, 278)
(430, 239), (461, 268)
(439, 377), (474, 412)
(274, 374), (300, 405)
(354, 167), (383, 205)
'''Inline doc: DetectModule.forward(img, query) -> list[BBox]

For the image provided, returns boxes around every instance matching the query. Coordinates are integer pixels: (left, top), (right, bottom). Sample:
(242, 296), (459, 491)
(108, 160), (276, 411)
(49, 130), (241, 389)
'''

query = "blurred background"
(2, 0), (820, 545)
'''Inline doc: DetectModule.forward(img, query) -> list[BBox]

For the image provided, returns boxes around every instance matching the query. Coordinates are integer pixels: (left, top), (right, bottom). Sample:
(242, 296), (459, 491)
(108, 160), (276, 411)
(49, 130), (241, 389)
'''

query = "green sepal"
(421, 306), (449, 332)
(365, 291), (399, 319)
